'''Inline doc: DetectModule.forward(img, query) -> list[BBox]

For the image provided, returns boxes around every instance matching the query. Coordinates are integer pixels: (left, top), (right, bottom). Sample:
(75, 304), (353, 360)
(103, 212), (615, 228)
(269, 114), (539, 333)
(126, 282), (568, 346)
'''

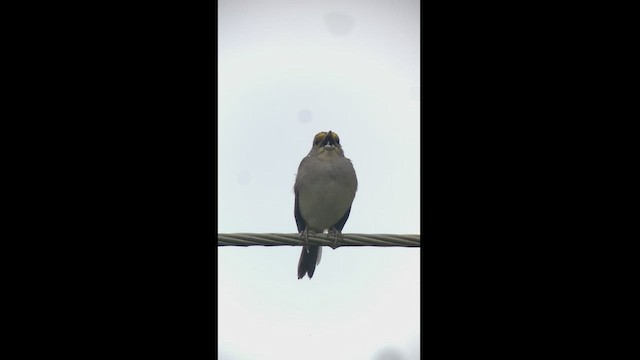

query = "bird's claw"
(327, 227), (343, 249)
(299, 227), (315, 253)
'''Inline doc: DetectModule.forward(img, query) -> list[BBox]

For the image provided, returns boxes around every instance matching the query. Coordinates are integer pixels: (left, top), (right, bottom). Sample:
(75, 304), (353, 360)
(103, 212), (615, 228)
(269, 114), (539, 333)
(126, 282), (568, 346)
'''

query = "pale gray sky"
(218, 1), (420, 359)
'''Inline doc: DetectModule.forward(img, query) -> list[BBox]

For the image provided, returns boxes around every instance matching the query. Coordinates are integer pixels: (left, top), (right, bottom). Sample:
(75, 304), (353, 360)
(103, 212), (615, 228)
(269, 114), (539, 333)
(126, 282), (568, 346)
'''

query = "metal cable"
(217, 233), (420, 247)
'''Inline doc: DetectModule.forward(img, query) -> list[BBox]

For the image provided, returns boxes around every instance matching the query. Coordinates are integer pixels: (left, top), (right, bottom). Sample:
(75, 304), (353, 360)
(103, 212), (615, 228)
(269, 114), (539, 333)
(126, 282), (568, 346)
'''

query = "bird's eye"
(313, 132), (326, 145)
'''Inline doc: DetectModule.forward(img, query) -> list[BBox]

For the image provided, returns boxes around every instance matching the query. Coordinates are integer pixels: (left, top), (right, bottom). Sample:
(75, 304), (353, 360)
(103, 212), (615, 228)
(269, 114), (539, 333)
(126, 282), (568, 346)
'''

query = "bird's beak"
(320, 131), (335, 147)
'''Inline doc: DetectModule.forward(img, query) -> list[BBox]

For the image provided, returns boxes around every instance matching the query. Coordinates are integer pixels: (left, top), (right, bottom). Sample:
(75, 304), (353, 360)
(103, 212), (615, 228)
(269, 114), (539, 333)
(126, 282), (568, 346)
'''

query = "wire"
(217, 233), (420, 247)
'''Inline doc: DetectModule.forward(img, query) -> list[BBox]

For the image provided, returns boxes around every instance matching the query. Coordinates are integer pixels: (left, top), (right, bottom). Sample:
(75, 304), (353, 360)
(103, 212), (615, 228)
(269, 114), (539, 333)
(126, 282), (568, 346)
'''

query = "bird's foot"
(327, 227), (343, 249)
(299, 227), (316, 253)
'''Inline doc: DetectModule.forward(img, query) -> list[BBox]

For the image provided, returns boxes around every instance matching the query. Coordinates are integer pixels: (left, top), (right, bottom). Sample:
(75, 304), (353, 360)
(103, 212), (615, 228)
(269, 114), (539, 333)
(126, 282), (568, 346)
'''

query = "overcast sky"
(218, 1), (420, 359)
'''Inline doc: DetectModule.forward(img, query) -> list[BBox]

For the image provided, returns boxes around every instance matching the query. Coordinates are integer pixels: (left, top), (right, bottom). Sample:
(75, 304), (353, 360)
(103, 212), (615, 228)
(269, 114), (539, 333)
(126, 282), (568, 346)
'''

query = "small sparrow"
(294, 131), (357, 279)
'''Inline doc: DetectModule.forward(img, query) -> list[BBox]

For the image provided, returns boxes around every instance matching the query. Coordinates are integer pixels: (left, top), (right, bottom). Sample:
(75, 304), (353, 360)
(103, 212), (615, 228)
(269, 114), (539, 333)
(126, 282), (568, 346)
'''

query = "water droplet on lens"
(325, 12), (354, 36)
(237, 171), (251, 185)
(410, 87), (420, 101)
(298, 109), (312, 123)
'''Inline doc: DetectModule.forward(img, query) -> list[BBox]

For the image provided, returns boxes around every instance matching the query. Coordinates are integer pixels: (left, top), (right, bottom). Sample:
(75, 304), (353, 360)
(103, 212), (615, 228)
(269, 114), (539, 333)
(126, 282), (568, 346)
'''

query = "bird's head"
(310, 131), (344, 157)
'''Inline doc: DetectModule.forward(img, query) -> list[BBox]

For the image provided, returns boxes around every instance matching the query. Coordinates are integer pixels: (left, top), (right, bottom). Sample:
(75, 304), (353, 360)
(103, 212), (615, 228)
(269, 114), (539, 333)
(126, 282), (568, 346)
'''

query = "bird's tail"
(297, 246), (322, 279)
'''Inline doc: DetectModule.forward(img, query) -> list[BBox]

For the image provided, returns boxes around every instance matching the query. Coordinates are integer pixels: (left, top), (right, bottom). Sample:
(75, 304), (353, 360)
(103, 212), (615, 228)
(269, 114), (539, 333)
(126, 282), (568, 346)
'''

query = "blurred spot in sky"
(237, 171), (252, 185)
(410, 87), (420, 101)
(373, 346), (405, 360)
(297, 109), (313, 124)
(324, 12), (355, 36)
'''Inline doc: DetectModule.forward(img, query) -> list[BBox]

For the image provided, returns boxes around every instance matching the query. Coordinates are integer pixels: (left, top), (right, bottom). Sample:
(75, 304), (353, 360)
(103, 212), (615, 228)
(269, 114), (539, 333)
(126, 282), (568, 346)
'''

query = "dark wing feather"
(332, 206), (352, 231)
(294, 190), (306, 233)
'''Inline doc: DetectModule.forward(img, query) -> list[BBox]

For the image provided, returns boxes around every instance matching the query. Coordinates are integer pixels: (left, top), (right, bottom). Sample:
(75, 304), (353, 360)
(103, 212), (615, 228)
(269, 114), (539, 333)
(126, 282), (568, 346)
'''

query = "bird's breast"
(297, 159), (357, 232)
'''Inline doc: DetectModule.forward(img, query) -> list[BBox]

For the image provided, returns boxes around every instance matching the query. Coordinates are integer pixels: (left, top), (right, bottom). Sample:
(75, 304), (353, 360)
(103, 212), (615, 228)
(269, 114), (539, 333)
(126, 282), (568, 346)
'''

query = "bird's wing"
(294, 189), (306, 233)
(332, 206), (352, 231)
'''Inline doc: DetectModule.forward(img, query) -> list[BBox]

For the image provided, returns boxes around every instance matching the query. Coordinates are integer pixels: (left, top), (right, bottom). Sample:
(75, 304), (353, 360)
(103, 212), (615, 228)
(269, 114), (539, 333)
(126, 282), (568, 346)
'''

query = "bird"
(294, 131), (358, 279)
